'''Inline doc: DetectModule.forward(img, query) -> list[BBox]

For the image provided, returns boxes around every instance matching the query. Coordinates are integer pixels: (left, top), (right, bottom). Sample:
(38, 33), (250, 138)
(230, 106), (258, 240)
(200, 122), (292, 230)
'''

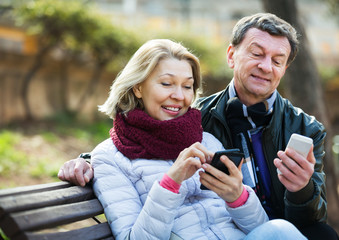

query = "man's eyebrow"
(250, 42), (263, 49)
(250, 42), (287, 57)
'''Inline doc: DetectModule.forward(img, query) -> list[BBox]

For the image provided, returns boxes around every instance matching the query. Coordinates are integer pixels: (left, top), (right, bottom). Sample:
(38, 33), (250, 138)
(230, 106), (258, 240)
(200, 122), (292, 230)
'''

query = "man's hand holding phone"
(199, 149), (244, 202)
(274, 133), (315, 192)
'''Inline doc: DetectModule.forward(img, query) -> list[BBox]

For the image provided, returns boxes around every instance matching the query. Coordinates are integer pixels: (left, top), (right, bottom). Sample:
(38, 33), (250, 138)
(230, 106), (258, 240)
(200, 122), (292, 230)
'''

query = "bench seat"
(0, 181), (114, 240)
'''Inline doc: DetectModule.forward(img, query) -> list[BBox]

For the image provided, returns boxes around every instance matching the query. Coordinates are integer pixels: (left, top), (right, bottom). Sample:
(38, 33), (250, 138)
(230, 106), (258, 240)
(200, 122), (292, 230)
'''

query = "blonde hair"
(99, 39), (201, 119)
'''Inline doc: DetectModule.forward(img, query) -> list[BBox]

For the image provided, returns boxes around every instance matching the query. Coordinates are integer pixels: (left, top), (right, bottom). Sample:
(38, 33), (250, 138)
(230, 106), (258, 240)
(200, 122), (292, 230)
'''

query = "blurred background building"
(0, 0), (338, 66)
(0, 0), (338, 126)
(1, 0), (337, 65)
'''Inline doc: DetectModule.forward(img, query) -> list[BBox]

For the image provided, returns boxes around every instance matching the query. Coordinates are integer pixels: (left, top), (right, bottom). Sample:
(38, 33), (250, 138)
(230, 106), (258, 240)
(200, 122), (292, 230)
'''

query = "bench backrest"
(0, 181), (114, 240)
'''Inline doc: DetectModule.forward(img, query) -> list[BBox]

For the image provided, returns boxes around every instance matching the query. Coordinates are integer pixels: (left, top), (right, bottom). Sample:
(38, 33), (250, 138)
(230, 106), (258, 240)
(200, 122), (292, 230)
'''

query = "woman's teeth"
(164, 106), (180, 111)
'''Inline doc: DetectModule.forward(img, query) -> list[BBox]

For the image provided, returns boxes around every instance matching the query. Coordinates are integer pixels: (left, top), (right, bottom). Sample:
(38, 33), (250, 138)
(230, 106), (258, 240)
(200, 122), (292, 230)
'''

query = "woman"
(67, 39), (306, 240)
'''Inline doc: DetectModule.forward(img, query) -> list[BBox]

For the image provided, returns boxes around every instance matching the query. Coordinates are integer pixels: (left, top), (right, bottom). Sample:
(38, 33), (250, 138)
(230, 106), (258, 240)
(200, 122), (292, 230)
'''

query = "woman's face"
(133, 58), (195, 121)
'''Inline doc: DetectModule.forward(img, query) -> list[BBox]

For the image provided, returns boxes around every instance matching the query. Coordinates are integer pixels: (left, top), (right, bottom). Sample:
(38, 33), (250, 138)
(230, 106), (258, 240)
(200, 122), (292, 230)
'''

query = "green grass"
(0, 118), (112, 189)
(0, 130), (29, 177)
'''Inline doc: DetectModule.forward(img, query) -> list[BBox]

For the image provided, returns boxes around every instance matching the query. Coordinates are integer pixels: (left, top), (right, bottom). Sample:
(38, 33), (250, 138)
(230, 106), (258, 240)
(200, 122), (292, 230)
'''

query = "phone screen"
(201, 149), (244, 190)
(210, 149), (244, 174)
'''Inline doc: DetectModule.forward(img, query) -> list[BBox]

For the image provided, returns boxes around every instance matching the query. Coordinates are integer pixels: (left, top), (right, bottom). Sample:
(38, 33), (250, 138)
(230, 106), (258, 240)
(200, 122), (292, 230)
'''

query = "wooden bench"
(0, 181), (114, 240)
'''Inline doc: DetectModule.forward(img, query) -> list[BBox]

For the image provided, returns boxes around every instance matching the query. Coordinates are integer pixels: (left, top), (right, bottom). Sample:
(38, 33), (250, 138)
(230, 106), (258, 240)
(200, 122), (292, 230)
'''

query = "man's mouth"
(251, 74), (270, 82)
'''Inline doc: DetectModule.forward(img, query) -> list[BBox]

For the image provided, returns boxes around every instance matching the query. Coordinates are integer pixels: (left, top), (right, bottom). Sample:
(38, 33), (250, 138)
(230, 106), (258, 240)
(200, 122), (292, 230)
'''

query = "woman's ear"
(133, 85), (142, 99)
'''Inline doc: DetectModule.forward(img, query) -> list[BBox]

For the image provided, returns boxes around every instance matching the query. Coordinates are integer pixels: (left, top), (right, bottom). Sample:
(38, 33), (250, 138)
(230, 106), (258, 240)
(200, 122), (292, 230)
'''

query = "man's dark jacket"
(193, 85), (327, 227)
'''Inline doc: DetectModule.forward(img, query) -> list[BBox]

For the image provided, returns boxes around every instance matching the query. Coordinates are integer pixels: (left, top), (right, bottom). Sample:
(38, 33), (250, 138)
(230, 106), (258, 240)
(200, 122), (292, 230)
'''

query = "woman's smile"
(133, 58), (194, 121)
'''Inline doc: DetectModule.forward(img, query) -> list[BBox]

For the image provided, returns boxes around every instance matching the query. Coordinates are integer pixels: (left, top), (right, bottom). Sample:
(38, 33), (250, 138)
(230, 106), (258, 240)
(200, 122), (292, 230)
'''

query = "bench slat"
(2, 199), (104, 238)
(14, 222), (113, 240)
(0, 182), (115, 240)
(0, 182), (71, 198)
(0, 185), (94, 217)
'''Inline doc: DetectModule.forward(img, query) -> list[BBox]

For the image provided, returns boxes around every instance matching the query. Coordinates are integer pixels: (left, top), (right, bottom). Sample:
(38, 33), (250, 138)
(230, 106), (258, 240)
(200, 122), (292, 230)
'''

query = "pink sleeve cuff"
(226, 186), (249, 208)
(160, 173), (181, 194)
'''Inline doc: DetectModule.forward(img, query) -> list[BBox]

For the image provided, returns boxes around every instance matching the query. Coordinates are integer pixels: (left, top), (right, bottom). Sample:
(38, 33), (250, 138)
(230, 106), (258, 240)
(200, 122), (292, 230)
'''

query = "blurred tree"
(327, 0), (339, 24)
(14, 0), (141, 118)
(262, 0), (339, 224)
(15, 0), (97, 119)
(75, 16), (140, 112)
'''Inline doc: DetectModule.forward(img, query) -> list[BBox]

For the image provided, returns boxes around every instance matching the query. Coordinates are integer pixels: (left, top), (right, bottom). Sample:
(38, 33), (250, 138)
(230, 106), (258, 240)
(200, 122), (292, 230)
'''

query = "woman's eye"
(161, 82), (170, 86)
(184, 85), (193, 89)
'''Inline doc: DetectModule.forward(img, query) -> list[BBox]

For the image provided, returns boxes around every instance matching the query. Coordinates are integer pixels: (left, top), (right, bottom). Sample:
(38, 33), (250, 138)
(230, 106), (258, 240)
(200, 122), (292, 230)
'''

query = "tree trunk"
(59, 50), (73, 114)
(76, 61), (105, 114)
(261, 0), (339, 228)
(21, 42), (54, 120)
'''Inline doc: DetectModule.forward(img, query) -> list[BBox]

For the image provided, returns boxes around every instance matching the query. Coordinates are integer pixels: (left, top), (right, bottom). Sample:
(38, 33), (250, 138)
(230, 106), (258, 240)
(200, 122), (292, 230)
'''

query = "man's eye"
(184, 85), (193, 89)
(161, 82), (170, 86)
(273, 60), (282, 66)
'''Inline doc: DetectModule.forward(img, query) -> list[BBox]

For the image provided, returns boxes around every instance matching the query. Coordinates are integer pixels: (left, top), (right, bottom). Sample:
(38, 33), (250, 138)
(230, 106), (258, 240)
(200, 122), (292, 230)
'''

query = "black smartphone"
(200, 149), (244, 190)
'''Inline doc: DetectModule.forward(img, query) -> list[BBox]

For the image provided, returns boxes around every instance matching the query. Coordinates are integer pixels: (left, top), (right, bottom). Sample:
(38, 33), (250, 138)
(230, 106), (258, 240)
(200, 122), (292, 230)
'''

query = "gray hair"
(231, 13), (299, 65)
(99, 39), (201, 119)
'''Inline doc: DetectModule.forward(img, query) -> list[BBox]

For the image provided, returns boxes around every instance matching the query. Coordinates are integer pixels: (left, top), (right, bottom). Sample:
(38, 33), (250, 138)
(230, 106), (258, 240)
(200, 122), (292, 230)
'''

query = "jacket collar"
(211, 80), (280, 122)
(228, 79), (277, 114)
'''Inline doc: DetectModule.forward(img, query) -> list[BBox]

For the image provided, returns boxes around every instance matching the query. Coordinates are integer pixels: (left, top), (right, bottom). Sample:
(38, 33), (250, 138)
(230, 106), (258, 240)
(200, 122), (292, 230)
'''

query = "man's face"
(227, 28), (291, 106)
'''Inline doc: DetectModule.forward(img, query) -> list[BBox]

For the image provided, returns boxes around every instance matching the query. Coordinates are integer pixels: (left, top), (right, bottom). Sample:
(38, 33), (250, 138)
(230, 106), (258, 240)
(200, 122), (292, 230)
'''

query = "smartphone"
(200, 149), (244, 190)
(286, 133), (313, 158)
(277, 133), (313, 174)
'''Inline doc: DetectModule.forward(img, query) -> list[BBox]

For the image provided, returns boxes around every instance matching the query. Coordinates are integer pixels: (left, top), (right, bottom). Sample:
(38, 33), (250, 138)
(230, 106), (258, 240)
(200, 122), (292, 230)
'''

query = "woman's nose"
(171, 87), (184, 100)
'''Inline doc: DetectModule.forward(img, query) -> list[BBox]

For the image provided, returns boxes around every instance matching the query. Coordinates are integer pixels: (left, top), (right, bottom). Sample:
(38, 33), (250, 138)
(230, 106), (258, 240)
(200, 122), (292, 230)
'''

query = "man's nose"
(258, 57), (272, 73)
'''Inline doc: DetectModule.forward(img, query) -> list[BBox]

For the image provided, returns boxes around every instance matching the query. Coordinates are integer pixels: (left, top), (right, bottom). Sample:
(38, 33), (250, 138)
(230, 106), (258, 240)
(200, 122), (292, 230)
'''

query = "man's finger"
(75, 161), (86, 187)
(58, 168), (65, 181)
(307, 145), (315, 164)
(83, 167), (93, 184)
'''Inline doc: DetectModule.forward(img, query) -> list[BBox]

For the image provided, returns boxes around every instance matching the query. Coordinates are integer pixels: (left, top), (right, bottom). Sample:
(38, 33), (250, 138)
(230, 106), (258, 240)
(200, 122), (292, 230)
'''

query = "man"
(59, 13), (338, 239)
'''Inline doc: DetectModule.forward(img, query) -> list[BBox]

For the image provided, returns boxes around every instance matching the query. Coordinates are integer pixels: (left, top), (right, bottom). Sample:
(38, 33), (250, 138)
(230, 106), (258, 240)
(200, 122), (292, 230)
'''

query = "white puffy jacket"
(92, 132), (268, 240)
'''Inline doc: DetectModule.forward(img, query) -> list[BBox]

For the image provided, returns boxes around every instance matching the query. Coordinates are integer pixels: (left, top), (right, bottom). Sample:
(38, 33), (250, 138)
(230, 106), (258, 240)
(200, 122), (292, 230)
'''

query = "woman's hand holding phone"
(199, 149), (244, 202)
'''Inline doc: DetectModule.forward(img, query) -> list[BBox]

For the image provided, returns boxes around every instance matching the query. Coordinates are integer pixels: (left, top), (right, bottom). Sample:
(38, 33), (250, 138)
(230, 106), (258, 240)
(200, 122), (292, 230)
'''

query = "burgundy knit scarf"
(110, 108), (203, 160)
